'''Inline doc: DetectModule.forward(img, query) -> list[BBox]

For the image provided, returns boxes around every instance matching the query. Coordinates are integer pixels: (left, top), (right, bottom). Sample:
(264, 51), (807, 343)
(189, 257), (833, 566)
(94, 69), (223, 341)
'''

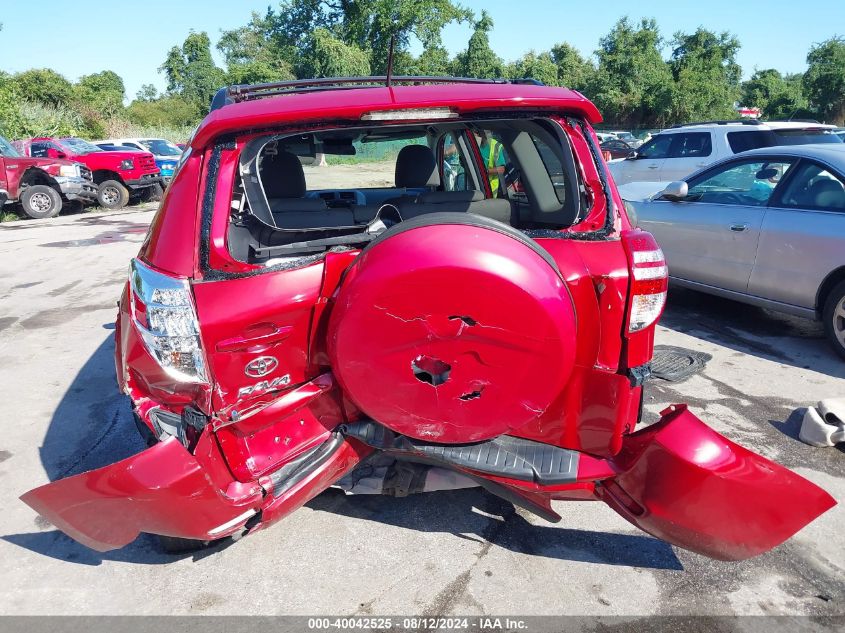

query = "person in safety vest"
(478, 131), (507, 197)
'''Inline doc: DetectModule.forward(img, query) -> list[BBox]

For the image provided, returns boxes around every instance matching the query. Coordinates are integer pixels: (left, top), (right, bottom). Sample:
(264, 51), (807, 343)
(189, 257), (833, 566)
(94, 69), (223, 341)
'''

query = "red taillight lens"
(622, 231), (668, 333)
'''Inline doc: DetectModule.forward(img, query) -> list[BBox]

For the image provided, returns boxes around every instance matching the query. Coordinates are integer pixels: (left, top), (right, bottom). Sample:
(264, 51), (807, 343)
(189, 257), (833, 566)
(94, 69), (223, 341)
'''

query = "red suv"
(15, 137), (161, 209)
(21, 78), (834, 559)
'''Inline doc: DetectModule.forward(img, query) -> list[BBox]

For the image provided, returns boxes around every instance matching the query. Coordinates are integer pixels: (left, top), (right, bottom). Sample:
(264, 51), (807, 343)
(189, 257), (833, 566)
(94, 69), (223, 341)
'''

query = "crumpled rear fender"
(599, 405), (836, 560)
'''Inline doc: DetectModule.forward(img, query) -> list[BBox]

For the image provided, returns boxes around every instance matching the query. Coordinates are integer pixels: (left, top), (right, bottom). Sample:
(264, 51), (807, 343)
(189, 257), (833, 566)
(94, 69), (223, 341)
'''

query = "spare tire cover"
(328, 216), (576, 443)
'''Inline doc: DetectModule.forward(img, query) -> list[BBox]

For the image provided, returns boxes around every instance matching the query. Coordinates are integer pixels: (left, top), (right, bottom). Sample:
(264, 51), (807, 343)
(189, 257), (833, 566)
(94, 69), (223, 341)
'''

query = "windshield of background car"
(60, 138), (102, 154)
(686, 159), (794, 206)
(140, 139), (181, 156)
(0, 136), (20, 157)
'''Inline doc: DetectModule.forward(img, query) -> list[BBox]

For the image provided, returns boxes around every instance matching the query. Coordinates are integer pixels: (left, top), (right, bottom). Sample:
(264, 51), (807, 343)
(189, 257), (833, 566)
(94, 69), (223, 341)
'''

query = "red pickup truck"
(0, 134), (97, 218)
(14, 137), (161, 210)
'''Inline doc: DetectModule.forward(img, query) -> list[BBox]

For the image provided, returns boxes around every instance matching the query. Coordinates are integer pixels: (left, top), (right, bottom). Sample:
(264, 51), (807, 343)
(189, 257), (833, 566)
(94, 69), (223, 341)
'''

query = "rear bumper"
(19, 404), (834, 557)
(55, 177), (98, 201)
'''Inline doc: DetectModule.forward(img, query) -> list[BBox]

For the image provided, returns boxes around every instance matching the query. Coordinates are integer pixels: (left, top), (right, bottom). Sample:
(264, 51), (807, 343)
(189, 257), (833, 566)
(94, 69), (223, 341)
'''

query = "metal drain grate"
(651, 345), (712, 382)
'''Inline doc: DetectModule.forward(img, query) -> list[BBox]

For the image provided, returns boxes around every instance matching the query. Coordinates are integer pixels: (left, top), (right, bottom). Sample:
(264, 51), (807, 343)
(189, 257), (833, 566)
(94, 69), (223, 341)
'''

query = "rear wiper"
(252, 232), (377, 258)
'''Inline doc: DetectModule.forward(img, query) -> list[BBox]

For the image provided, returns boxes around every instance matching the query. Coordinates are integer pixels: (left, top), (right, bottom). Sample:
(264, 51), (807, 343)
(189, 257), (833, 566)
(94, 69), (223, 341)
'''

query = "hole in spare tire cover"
(328, 212), (576, 443)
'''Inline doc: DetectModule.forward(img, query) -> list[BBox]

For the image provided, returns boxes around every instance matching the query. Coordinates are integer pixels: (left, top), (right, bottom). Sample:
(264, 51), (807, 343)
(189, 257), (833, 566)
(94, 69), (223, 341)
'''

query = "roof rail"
(210, 76), (546, 111)
(670, 119), (762, 129)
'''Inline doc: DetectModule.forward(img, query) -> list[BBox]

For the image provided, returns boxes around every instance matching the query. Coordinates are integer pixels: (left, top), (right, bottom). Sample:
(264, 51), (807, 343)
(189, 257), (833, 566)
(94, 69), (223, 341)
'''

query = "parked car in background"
(21, 77), (833, 560)
(14, 137), (161, 209)
(836, 128), (845, 142)
(594, 131), (617, 143)
(600, 138), (635, 160)
(0, 134), (96, 218)
(606, 130), (642, 148)
(97, 137), (182, 185)
(609, 120), (843, 186)
(621, 144), (845, 358)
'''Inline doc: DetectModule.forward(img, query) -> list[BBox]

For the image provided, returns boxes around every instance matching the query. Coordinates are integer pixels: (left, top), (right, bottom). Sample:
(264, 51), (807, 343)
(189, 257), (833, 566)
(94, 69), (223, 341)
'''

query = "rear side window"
(669, 132), (712, 158)
(777, 162), (845, 210)
(727, 131), (772, 154)
(532, 134), (568, 204)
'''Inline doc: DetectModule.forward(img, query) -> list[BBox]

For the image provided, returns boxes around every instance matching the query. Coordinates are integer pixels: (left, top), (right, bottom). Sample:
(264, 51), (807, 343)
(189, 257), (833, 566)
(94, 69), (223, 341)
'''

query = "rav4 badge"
(238, 375), (291, 399)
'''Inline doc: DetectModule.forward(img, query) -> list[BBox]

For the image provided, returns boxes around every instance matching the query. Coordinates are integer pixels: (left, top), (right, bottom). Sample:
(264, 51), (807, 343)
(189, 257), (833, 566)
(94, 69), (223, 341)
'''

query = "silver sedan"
(620, 144), (845, 359)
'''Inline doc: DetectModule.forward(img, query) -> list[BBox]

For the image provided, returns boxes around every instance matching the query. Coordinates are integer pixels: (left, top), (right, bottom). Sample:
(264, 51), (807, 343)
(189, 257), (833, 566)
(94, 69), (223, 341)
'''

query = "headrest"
(395, 145), (440, 189)
(261, 151), (306, 199)
(811, 179), (845, 208)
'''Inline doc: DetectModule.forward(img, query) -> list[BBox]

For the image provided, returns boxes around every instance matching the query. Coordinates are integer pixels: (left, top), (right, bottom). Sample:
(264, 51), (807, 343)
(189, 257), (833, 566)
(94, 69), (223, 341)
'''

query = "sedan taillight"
(129, 258), (208, 383)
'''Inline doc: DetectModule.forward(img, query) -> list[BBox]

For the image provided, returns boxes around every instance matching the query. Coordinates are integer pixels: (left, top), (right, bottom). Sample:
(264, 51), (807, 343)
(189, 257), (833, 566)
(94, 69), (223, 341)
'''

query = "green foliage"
(13, 101), (84, 138)
(668, 28), (741, 122)
(550, 43), (593, 90)
(507, 52), (559, 86)
(296, 28), (371, 78)
(804, 37), (845, 124)
(452, 11), (504, 78)
(74, 70), (126, 117)
(126, 95), (198, 128)
(160, 31), (226, 116)
(586, 18), (674, 127)
(12, 68), (74, 107)
(136, 84), (159, 102)
(742, 69), (809, 119)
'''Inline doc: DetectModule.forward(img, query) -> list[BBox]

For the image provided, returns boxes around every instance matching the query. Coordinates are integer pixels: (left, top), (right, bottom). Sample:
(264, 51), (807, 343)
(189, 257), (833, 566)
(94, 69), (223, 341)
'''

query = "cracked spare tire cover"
(328, 214), (576, 443)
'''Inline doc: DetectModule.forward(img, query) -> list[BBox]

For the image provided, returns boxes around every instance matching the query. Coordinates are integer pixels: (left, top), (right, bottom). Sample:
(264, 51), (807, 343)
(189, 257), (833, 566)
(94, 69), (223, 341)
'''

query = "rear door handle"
(730, 223), (748, 232)
(647, 164), (659, 169)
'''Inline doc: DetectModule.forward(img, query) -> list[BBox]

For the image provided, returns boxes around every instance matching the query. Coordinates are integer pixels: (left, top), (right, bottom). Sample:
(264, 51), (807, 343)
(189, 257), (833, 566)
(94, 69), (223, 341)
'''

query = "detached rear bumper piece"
(600, 405), (836, 560)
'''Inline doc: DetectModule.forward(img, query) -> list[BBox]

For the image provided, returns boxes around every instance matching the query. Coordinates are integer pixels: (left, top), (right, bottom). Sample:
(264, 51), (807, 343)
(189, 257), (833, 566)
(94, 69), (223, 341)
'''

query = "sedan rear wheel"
(823, 280), (845, 360)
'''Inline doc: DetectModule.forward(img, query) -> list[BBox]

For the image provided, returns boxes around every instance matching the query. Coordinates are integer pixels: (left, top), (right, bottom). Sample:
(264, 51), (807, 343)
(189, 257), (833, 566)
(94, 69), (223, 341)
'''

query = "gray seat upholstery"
(260, 150), (355, 228)
(809, 179), (845, 209)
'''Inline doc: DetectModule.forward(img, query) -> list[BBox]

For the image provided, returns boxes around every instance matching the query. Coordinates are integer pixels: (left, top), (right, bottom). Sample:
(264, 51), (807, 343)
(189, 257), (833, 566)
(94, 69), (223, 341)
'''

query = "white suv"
(609, 120), (842, 185)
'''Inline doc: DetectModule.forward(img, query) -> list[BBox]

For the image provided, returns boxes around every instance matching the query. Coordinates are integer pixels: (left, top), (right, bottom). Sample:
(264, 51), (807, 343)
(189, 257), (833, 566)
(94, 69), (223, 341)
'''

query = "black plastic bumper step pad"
(342, 420), (579, 485)
(651, 345), (712, 382)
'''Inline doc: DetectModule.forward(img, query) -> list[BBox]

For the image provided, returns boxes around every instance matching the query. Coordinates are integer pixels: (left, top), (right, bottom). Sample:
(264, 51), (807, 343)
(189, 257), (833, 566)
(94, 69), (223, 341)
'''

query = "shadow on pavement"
(659, 287), (845, 379)
(307, 487), (683, 571)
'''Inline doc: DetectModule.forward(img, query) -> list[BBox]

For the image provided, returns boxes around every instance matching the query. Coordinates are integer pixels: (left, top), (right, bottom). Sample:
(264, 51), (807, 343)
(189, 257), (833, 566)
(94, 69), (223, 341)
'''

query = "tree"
(136, 84), (159, 102)
(742, 69), (809, 119)
(74, 70), (126, 117)
(12, 68), (74, 107)
(160, 31), (226, 115)
(587, 18), (673, 126)
(550, 43), (592, 91)
(219, 0), (471, 79)
(452, 11), (504, 79)
(669, 28), (741, 121)
(218, 10), (297, 84)
(296, 28), (370, 78)
(126, 95), (199, 128)
(507, 52), (559, 86)
(804, 37), (845, 124)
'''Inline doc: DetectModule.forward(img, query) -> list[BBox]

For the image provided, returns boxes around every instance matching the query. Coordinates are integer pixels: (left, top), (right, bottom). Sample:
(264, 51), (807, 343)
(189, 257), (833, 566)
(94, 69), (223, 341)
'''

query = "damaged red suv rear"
(21, 77), (834, 559)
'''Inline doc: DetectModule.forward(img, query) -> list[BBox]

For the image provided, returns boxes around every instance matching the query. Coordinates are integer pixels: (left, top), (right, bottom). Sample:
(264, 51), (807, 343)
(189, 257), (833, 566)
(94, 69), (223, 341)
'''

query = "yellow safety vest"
(486, 139), (502, 196)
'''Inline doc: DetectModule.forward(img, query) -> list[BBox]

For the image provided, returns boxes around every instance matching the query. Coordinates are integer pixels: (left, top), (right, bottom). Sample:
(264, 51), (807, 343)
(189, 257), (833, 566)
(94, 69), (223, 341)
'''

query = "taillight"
(623, 231), (668, 333)
(129, 258), (208, 383)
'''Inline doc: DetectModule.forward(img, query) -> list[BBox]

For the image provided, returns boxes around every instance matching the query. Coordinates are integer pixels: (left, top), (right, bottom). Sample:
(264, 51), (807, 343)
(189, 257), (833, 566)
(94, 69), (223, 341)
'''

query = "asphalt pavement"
(0, 207), (842, 619)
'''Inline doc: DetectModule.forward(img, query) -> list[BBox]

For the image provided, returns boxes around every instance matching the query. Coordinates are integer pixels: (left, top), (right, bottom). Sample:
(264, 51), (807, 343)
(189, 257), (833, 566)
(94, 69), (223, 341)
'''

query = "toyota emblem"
(244, 356), (279, 378)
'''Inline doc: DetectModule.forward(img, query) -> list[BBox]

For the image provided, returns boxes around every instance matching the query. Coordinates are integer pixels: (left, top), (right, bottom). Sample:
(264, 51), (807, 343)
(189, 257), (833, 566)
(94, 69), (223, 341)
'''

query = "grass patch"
(0, 210), (21, 223)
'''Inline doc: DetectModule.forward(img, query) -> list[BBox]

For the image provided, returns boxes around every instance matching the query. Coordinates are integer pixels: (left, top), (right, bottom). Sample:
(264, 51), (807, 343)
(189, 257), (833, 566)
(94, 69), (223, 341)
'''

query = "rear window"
(226, 118), (586, 264)
(728, 128), (843, 154)
(772, 129), (842, 145)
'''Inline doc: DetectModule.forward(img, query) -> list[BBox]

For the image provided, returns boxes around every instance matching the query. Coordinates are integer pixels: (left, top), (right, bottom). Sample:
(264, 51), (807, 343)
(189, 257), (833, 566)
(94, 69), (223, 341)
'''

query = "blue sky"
(0, 0), (842, 100)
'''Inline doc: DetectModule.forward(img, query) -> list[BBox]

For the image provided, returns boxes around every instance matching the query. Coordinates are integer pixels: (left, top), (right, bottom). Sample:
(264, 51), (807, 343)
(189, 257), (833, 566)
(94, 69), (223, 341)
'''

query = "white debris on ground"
(800, 398), (845, 447)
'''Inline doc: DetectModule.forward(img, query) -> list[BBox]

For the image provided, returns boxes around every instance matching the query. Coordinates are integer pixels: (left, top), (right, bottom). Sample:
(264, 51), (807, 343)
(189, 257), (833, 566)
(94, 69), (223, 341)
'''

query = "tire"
(143, 183), (164, 203)
(327, 213), (576, 444)
(20, 185), (62, 219)
(97, 180), (130, 210)
(822, 280), (845, 360)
